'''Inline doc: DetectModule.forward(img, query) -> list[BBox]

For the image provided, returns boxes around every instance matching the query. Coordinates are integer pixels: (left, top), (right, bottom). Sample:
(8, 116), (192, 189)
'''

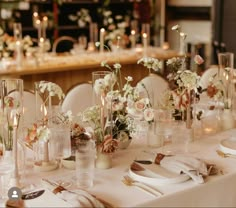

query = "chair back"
(61, 83), (93, 116)
(137, 74), (169, 108)
(52, 36), (77, 53)
(23, 90), (43, 126)
(199, 66), (218, 89)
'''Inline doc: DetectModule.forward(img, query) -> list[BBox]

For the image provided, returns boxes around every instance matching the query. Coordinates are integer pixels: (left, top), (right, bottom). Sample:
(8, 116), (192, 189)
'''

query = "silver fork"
(122, 175), (163, 197)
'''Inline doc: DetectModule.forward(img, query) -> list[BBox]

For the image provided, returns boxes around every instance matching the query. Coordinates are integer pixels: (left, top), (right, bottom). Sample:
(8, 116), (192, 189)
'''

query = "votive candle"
(15, 40), (22, 69)
(130, 30), (136, 49)
(100, 28), (105, 53)
(32, 12), (39, 28)
(142, 33), (148, 57)
(42, 16), (48, 39)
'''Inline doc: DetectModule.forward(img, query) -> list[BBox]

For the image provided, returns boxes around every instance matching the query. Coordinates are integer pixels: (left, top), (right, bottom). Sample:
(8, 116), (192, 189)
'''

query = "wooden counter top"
(0, 47), (179, 76)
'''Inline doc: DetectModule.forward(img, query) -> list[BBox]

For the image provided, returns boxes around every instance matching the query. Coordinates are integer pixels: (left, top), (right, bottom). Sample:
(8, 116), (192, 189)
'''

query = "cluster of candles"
(32, 12), (48, 48)
(99, 26), (149, 56)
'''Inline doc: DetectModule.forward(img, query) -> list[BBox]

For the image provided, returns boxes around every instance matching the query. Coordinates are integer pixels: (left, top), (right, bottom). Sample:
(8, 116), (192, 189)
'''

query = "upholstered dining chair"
(9, 90), (43, 126)
(52, 36), (77, 53)
(136, 73), (170, 108)
(61, 82), (93, 116)
(23, 90), (43, 126)
(199, 65), (218, 90)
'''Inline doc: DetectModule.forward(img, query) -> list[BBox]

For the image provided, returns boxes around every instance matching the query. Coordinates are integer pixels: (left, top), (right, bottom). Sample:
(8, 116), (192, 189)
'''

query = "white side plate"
(129, 163), (190, 186)
(220, 137), (236, 155)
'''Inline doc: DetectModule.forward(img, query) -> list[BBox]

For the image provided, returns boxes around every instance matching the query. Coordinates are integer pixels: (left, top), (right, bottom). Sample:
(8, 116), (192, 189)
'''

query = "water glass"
(171, 121), (191, 153)
(147, 121), (164, 148)
(0, 158), (14, 202)
(49, 124), (71, 166)
(75, 133), (96, 189)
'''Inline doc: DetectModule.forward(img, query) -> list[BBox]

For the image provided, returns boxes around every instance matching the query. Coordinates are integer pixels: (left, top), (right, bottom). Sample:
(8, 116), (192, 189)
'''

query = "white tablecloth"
(3, 129), (236, 207)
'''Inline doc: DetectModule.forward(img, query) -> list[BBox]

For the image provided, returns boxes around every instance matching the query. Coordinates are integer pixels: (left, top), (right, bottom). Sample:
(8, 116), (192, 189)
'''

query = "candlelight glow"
(33, 12), (38, 18)
(131, 30), (135, 35)
(16, 40), (21, 46)
(40, 37), (44, 43)
(36, 19), (41, 25)
(13, 115), (18, 127)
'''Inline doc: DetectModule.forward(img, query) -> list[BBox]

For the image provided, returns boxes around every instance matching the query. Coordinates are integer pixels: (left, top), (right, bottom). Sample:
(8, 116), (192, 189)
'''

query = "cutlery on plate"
(22, 190), (45, 200)
(122, 175), (163, 197)
(216, 150), (236, 159)
(134, 160), (152, 165)
(130, 162), (167, 179)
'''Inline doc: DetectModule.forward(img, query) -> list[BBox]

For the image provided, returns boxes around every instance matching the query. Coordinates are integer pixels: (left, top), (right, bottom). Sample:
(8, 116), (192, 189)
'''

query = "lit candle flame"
(33, 12), (38, 18)
(40, 37), (44, 43)
(36, 19), (41, 26)
(131, 30), (136, 35)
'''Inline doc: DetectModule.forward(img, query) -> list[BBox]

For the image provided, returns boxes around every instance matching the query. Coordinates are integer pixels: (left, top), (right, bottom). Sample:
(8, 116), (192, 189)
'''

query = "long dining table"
(3, 128), (236, 207)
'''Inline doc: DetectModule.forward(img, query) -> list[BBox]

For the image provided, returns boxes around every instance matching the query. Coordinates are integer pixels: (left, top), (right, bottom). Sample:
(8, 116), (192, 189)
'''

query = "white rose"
(143, 108), (154, 122)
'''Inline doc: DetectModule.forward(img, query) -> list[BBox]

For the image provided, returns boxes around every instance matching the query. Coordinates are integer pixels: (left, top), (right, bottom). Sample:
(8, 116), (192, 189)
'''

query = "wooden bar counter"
(0, 47), (179, 93)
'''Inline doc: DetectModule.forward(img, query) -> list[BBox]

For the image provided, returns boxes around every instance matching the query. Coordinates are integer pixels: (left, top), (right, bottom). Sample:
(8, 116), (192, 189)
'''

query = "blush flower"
(143, 108), (154, 122)
(194, 55), (204, 65)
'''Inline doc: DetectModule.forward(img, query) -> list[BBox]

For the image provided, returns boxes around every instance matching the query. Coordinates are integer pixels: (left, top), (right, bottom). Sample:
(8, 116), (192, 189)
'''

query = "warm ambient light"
(131, 30), (135, 35)
(33, 12), (38, 18)
(142, 32), (147, 38)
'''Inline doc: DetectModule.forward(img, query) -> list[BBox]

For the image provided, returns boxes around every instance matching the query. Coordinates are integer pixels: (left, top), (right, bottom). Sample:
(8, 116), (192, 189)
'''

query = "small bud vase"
(95, 148), (112, 169)
(221, 109), (235, 131)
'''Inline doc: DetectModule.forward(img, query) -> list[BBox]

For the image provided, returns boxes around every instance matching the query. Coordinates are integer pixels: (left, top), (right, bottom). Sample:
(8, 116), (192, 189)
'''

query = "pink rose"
(194, 55), (204, 65)
(134, 100), (146, 111)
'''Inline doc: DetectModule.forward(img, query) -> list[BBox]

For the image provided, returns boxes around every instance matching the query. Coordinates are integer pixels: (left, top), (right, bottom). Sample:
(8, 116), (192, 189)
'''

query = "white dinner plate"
(128, 163), (190, 185)
(219, 137), (236, 155)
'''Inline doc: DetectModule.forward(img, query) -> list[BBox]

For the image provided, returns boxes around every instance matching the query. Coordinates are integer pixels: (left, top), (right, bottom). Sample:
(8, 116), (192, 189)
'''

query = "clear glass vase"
(217, 52), (235, 130)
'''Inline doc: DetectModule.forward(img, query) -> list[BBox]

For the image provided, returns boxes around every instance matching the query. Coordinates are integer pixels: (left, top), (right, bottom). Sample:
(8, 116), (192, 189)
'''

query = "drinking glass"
(0, 157), (14, 203)
(218, 52), (234, 109)
(0, 79), (24, 151)
(154, 109), (177, 154)
(49, 124), (71, 167)
(75, 133), (96, 189)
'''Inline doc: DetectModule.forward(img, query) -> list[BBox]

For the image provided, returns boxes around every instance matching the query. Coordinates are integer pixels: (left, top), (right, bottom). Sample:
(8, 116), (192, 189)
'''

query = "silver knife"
(22, 190), (45, 200)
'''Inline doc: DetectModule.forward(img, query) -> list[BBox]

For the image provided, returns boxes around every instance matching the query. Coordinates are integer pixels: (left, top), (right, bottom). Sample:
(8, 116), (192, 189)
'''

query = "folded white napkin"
(155, 154), (213, 184)
(56, 189), (105, 208)
(41, 179), (106, 208)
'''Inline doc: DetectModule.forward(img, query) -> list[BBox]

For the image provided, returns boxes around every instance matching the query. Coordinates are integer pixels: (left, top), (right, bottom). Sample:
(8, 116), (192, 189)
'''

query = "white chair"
(9, 90), (43, 126)
(199, 66), (218, 90)
(61, 83), (93, 116)
(23, 90), (43, 126)
(136, 73), (170, 108)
